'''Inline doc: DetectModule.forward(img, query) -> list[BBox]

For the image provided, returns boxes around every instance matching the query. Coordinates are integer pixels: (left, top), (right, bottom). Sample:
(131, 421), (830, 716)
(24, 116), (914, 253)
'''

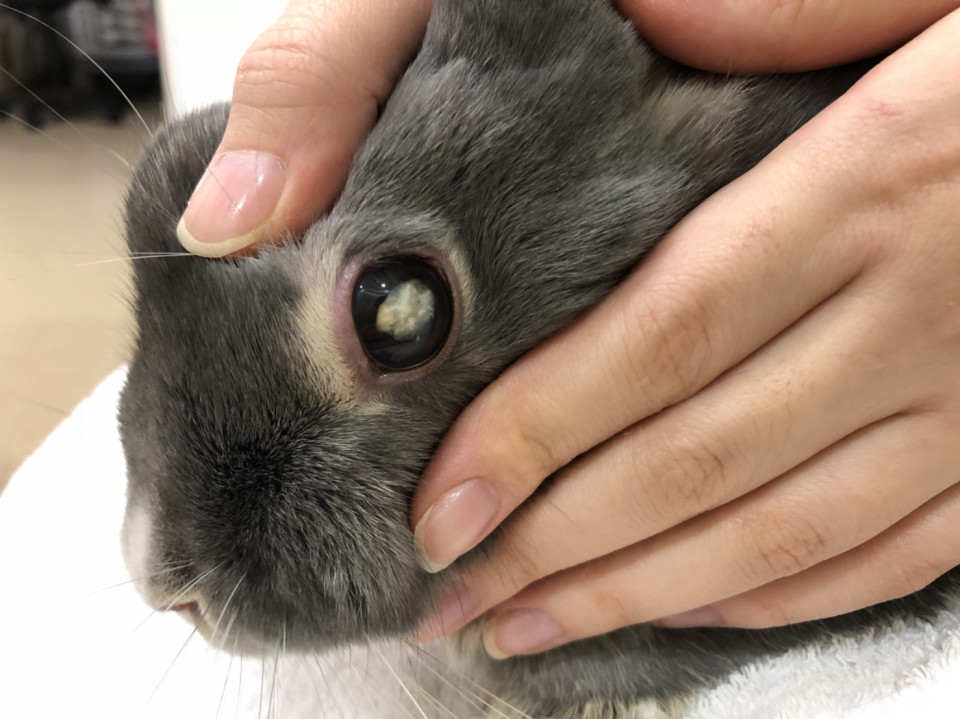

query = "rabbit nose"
(165, 600), (201, 614)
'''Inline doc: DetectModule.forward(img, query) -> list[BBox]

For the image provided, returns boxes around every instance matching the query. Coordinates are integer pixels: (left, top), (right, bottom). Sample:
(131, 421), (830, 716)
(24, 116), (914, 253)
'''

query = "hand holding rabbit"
(174, 0), (960, 660)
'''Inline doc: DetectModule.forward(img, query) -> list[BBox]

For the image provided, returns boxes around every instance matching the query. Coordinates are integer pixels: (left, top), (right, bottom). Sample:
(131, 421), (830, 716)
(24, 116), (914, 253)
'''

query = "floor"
(0, 103), (161, 491)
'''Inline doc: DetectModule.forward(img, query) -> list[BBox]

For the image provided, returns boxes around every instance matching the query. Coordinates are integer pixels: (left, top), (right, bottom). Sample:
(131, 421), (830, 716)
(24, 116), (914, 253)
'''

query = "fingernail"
(654, 605), (724, 629)
(414, 479), (499, 573)
(177, 151), (286, 257)
(483, 609), (565, 659)
(413, 582), (479, 644)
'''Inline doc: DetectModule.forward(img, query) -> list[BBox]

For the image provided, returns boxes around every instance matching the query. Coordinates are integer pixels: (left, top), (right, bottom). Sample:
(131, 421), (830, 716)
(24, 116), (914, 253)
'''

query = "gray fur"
(119, 0), (959, 716)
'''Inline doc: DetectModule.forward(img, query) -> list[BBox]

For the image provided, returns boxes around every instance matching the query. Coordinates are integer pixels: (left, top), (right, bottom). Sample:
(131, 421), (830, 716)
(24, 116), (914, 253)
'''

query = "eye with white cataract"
(351, 257), (453, 372)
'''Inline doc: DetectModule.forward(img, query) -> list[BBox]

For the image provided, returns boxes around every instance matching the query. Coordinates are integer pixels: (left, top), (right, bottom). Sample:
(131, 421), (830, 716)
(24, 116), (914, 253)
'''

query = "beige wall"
(0, 109), (159, 489)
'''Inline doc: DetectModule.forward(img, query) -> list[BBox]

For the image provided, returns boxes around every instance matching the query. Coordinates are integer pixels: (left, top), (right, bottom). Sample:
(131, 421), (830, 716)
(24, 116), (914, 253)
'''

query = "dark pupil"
(352, 257), (453, 371)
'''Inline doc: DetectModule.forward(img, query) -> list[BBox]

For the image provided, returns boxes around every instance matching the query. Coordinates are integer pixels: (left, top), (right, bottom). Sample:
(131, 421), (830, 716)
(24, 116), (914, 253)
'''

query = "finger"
(411, 6), (960, 573)
(615, 0), (960, 73)
(177, 0), (432, 257)
(411, 74), (883, 570)
(414, 266), (942, 641)
(480, 410), (960, 657)
(662, 473), (960, 629)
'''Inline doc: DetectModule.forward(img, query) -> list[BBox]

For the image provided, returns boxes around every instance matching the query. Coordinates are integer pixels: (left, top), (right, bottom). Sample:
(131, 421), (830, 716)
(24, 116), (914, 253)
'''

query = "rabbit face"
(118, 6), (879, 714)
(118, 0), (693, 653)
(119, 119), (473, 649)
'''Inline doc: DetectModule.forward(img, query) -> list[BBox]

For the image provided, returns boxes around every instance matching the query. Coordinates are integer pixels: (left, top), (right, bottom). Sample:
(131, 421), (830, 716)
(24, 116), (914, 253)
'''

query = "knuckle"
(751, 598), (795, 629)
(886, 555), (951, 598)
(628, 432), (730, 527)
(737, 511), (832, 584)
(493, 527), (548, 596)
(768, 0), (811, 27)
(585, 584), (639, 630)
(234, 12), (365, 108)
(484, 379), (569, 480)
(618, 289), (714, 412)
(517, 425), (565, 480)
(239, 29), (320, 88)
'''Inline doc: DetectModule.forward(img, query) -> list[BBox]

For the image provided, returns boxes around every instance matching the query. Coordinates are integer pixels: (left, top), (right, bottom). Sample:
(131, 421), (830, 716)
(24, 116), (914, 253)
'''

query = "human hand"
(410, 0), (960, 658)
(175, 0), (432, 257)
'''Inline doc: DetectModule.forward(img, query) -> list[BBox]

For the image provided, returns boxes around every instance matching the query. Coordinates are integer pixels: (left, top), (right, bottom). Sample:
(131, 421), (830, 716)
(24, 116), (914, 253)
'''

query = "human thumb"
(177, 0), (432, 258)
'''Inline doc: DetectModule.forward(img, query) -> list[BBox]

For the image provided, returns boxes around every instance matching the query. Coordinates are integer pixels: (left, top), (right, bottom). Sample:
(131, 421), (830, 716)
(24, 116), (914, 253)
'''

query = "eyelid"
(333, 249), (463, 389)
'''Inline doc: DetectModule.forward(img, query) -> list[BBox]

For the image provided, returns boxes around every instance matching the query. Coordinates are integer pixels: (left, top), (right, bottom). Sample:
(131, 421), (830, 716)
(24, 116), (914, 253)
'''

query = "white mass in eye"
(376, 279), (435, 341)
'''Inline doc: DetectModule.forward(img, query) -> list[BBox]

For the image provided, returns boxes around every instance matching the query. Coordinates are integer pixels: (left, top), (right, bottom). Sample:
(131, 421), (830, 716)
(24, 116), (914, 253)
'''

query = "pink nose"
(166, 600), (201, 613)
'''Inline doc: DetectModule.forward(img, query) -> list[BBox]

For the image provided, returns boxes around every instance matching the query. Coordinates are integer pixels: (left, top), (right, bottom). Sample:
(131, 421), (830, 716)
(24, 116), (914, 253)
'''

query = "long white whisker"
(300, 655), (343, 719)
(258, 655), (265, 719)
(371, 644), (430, 719)
(0, 385), (68, 416)
(1, 252), (191, 284)
(183, 143), (261, 235)
(318, 650), (419, 719)
(0, 107), (89, 156)
(0, 2), (151, 134)
(311, 655), (347, 719)
(410, 643), (535, 719)
(87, 562), (194, 596)
(235, 650), (244, 719)
(215, 630), (238, 719)
(210, 574), (246, 645)
(404, 648), (489, 717)
(0, 65), (134, 170)
(149, 625), (199, 700)
(76, 253), (194, 268)
(134, 562), (222, 631)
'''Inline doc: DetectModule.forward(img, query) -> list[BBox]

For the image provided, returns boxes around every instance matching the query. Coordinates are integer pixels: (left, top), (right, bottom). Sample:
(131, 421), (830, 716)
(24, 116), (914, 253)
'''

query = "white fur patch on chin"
(120, 503), (155, 604)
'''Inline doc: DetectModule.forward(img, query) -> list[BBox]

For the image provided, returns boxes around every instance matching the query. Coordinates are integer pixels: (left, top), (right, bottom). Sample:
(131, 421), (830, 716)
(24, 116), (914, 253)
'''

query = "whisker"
(184, 144), (256, 233)
(258, 654), (266, 719)
(210, 575), (245, 646)
(76, 253), (194, 268)
(403, 649), (487, 717)
(371, 644), (431, 719)
(87, 561), (194, 596)
(311, 655), (347, 719)
(133, 562), (222, 631)
(417, 689), (460, 719)
(0, 385), (68, 417)
(149, 624), (199, 700)
(299, 655), (341, 719)
(0, 2), (152, 134)
(1, 108), (92, 158)
(391, 655), (461, 719)
(409, 643), (535, 719)
(0, 64), (134, 171)
(235, 649), (244, 719)
(317, 650), (419, 719)
(215, 639), (236, 719)
(1, 251), (194, 284)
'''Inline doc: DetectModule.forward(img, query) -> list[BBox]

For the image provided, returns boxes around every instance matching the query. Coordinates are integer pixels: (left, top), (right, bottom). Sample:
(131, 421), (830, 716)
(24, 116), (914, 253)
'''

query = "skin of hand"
(411, 2), (960, 658)
(175, 0), (960, 658)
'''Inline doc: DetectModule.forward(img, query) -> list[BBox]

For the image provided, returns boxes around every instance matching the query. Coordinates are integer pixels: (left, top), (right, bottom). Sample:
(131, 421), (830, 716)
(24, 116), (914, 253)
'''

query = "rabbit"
(118, 0), (960, 716)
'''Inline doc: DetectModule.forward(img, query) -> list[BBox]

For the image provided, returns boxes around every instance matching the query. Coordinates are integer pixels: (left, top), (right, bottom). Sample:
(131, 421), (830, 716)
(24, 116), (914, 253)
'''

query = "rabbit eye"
(352, 257), (453, 372)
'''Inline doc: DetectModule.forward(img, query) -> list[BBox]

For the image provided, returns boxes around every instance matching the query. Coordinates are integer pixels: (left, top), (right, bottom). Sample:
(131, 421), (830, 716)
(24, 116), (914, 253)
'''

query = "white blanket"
(1, 372), (959, 718)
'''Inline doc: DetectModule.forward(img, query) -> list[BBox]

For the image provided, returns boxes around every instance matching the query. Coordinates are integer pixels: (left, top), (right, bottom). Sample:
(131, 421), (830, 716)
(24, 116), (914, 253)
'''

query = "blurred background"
(0, 0), (161, 490)
(0, 0), (286, 492)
